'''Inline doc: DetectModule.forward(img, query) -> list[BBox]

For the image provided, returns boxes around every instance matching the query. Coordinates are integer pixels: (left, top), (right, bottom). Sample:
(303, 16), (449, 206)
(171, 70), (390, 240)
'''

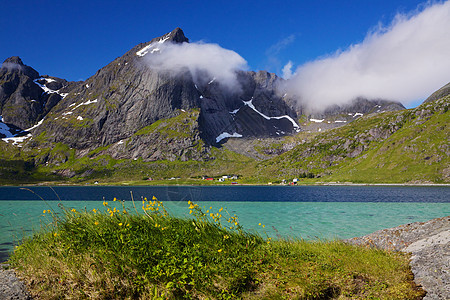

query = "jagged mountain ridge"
(21, 28), (300, 159)
(1, 28), (407, 163)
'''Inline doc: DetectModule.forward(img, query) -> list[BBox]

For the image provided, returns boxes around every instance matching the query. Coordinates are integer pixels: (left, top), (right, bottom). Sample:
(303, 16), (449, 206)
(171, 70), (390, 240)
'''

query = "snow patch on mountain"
(216, 132), (243, 143)
(1, 118), (44, 146)
(136, 34), (171, 57)
(243, 99), (300, 131)
(33, 78), (68, 98)
(310, 118), (324, 123)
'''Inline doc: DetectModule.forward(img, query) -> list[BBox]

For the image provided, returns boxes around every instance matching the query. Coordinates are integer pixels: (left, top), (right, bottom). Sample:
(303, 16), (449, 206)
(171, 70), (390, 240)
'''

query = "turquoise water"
(1, 186), (449, 262)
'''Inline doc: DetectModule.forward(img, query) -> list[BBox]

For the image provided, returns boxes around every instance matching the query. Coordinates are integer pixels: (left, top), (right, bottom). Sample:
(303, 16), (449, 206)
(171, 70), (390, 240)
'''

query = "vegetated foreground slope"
(256, 94), (449, 184)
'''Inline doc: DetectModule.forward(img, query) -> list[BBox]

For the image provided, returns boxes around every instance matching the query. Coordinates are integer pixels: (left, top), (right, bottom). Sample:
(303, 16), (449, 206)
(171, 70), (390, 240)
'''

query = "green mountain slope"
(256, 95), (449, 183)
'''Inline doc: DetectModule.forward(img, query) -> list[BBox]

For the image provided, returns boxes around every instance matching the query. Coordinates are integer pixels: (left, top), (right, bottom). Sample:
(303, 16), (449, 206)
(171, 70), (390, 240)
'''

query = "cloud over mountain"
(143, 41), (248, 90)
(282, 1), (450, 111)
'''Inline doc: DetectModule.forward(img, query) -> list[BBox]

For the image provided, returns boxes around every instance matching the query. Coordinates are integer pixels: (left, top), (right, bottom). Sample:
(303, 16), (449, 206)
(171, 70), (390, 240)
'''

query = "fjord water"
(1, 186), (449, 262)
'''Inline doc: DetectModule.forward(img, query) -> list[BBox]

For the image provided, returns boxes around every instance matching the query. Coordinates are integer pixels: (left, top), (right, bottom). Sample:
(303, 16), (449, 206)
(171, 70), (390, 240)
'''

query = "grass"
(9, 197), (424, 299)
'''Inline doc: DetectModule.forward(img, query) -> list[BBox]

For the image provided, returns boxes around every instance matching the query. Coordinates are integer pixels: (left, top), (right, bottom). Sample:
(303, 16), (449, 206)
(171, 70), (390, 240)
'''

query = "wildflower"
(113, 197), (117, 202)
(189, 210), (193, 214)
(54, 233), (57, 237)
(71, 208), (77, 213)
(258, 223), (261, 226)
(219, 207), (223, 212)
(92, 208), (97, 213)
(103, 201), (108, 206)
(118, 223), (123, 226)
(218, 249), (223, 253)
(263, 225), (266, 228)
(153, 196), (157, 200)
(94, 221), (99, 225)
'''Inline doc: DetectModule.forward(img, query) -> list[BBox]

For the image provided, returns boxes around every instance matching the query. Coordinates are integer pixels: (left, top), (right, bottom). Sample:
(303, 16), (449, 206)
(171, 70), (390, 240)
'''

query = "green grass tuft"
(10, 198), (424, 299)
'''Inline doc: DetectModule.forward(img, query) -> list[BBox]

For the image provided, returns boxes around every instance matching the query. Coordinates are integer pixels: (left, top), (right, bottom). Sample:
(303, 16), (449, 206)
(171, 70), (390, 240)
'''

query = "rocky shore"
(346, 216), (450, 300)
(1, 216), (449, 299)
(0, 263), (31, 300)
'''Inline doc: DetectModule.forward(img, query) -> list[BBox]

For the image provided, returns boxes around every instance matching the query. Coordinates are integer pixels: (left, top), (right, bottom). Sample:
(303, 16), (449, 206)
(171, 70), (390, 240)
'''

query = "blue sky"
(1, 0), (449, 107)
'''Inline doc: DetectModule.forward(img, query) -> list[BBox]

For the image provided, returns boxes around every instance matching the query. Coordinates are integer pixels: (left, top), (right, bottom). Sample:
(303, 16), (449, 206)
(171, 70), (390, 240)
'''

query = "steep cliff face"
(197, 70), (299, 144)
(32, 28), (200, 150)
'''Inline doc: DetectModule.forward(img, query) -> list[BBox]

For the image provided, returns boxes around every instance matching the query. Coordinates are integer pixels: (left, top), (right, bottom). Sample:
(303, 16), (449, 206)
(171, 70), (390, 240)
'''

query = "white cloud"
(283, 1), (450, 111)
(281, 60), (294, 79)
(143, 41), (248, 90)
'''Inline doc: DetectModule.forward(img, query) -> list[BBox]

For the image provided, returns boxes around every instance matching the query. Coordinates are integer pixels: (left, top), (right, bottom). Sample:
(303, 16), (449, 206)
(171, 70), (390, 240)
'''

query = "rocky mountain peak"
(3, 56), (24, 66)
(1, 56), (39, 79)
(167, 27), (189, 43)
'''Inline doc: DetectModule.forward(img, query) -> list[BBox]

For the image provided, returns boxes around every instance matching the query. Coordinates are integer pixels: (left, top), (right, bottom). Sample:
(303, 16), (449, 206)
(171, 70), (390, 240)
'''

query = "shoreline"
(0, 182), (449, 187)
(346, 216), (450, 300)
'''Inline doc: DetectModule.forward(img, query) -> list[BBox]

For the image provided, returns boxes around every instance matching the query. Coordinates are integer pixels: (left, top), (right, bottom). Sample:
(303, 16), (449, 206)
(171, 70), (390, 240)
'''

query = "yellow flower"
(71, 208), (77, 212)
(210, 213), (214, 217)
(263, 225), (266, 228)
(118, 223), (123, 226)
(258, 223), (261, 226)
(43, 210), (46, 214)
(218, 249), (223, 253)
(94, 221), (99, 225)
(103, 201), (108, 206)
(153, 196), (157, 200)
(189, 210), (193, 214)
(209, 206), (212, 209)
(54, 233), (57, 237)
(113, 197), (117, 202)
(219, 207), (223, 212)
(92, 208), (97, 213)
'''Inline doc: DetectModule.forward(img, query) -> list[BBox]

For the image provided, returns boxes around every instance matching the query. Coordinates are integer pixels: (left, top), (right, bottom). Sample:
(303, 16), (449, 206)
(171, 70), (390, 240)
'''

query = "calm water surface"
(1, 185), (449, 262)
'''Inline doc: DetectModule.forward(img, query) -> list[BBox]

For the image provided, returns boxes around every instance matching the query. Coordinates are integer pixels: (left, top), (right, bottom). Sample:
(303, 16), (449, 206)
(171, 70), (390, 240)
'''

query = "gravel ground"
(346, 216), (450, 300)
(1, 216), (448, 299)
(0, 264), (31, 300)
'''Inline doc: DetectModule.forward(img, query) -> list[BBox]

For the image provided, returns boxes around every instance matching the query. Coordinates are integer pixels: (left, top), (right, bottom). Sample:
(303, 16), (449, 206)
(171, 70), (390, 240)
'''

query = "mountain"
(23, 28), (299, 161)
(0, 56), (75, 131)
(255, 93), (449, 183)
(1, 28), (445, 184)
(291, 97), (406, 133)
